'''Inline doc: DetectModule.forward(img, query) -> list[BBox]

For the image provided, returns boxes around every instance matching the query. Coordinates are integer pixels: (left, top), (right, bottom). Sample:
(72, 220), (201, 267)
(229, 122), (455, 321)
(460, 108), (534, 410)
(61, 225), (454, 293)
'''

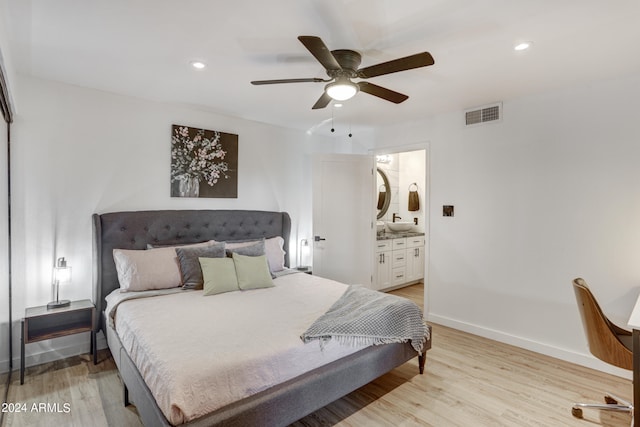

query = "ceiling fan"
(251, 36), (435, 109)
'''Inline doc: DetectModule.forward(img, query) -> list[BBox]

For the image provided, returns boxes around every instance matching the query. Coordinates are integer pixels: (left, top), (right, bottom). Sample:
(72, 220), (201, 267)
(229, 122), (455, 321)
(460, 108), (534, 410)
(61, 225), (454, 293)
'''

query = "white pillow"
(264, 236), (286, 272)
(113, 247), (182, 292)
(223, 236), (286, 272)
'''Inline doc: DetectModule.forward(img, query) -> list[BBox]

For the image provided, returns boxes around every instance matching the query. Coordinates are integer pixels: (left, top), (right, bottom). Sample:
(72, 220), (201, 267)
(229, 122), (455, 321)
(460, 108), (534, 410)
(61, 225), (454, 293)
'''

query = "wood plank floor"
(2, 284), (632, 427)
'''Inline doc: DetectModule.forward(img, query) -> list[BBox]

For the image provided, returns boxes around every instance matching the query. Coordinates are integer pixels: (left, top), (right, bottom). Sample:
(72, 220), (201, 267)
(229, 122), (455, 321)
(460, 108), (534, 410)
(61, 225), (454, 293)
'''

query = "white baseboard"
(428, 313), (632, 380)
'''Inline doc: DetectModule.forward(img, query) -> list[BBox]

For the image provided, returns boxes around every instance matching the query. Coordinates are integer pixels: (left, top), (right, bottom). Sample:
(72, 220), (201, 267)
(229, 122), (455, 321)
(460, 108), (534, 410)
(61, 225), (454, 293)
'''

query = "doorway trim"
(372, 142), (431, 314)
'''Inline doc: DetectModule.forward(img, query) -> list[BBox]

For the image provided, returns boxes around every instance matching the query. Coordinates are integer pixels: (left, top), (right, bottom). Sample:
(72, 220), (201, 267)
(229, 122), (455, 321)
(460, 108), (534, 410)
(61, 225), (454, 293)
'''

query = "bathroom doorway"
(374, 144), (429, 312)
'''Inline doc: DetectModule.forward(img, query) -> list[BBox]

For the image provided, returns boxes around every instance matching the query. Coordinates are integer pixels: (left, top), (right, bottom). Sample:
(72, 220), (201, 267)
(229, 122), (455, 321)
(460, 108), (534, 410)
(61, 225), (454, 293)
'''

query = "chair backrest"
(573, 278), (632, 370)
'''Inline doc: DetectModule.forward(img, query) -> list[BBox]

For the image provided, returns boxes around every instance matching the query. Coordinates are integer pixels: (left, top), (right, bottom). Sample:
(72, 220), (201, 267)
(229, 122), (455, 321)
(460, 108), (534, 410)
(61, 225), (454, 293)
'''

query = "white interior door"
(312, 154), (374, 286)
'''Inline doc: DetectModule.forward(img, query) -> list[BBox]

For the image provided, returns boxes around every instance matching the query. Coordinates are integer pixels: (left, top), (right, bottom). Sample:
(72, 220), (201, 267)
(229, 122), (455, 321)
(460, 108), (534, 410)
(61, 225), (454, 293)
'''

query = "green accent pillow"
(232, 253), (274, 290)
(200, 257), (239, 296)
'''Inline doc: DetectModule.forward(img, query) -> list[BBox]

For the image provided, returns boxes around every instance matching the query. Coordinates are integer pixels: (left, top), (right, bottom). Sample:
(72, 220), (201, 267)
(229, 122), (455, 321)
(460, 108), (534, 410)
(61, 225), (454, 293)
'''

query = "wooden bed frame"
(92, 209), (430, 426)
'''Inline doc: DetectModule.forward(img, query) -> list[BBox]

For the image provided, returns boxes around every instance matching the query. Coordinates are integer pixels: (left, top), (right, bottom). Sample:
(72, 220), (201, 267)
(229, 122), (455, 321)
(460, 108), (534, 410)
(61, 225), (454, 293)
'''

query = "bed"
(93, 209), (431, 426)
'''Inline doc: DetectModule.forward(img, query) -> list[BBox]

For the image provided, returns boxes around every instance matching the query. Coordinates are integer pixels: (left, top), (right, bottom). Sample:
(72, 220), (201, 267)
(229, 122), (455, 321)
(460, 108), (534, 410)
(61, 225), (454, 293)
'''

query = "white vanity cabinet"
(374, 240), (393, 290)
(374, 235), (425, 291)
(391, 238), (408, 286)
(405, 236), (425, 283)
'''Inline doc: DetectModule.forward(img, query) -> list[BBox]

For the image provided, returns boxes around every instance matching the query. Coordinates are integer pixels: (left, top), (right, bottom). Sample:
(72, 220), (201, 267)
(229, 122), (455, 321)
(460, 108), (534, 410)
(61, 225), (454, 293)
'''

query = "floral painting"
(170, 124), (238, 198)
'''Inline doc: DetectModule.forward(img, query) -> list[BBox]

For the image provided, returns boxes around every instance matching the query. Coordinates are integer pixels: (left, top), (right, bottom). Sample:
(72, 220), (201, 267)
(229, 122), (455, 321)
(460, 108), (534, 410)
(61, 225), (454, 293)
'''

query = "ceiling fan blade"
(357, 81), (408, 104)
(357, 52), (434, 79)
(251, 78), (327, 85)
(298, 36), (342, 71)
(312, 92), (332, 109)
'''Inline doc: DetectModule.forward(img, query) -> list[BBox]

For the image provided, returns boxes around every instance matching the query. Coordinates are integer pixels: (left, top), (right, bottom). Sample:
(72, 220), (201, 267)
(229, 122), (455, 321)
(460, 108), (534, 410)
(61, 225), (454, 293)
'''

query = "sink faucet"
(392, 213), (401, 223)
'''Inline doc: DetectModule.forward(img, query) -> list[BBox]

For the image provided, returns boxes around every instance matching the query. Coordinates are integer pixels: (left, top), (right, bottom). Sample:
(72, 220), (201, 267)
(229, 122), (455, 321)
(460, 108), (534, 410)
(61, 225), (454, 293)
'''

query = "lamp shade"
(326, 79), (358, 101)
(48, 257), (71, 309)
(54, 257), (72, 284)
(54, 265), (72, 284)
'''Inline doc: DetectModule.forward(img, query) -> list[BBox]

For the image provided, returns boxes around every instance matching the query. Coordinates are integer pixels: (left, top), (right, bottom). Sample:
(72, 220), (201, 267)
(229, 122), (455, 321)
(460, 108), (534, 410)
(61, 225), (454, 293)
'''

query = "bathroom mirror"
(376, 167), (391, 219)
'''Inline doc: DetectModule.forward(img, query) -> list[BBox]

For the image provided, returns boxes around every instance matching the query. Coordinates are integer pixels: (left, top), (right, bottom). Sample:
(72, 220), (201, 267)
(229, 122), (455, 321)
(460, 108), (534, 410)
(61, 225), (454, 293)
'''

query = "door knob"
(314, 236), (326, 242)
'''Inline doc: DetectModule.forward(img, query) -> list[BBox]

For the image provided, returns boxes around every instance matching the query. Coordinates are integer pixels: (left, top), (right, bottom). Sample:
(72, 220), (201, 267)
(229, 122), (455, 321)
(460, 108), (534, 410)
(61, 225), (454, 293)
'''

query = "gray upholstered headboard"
(92, 209), (291, 332)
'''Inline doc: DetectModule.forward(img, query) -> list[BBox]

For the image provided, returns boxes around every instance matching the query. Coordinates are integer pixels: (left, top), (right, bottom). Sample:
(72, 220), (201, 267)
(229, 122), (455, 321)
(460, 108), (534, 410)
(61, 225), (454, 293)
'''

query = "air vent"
(464, 102), (502, 126)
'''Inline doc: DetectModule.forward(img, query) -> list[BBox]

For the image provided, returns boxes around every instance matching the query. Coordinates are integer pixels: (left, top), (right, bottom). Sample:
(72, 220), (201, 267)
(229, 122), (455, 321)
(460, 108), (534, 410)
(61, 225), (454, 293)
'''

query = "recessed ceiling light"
(334, 103), (343, 108)
(514, 41), (532, 51)
(190, 61), (206, 69)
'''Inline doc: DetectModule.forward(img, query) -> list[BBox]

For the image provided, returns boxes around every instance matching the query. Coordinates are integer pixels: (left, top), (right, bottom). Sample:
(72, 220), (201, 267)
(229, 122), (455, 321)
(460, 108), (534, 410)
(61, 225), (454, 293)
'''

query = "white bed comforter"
(105, 272), (366, 425)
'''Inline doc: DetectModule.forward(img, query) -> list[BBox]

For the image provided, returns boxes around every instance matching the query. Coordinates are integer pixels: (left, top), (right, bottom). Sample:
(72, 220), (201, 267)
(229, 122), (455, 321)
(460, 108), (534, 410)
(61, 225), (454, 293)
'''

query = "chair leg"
(572, 392), (633, 421)
(605, 393), (631, 407)
(608, 394), (636, 427)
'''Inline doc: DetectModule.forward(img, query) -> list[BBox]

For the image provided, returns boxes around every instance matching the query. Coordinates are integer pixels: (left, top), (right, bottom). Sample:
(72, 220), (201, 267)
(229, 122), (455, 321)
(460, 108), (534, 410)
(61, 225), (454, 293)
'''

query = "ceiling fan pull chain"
(331, 109), (335, 133)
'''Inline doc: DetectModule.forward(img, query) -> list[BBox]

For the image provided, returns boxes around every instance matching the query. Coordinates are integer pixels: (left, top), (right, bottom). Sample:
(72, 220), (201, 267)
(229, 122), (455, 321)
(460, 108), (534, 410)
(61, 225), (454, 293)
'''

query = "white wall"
(375, 74), (640, 378)
(5, 75), (369, 369)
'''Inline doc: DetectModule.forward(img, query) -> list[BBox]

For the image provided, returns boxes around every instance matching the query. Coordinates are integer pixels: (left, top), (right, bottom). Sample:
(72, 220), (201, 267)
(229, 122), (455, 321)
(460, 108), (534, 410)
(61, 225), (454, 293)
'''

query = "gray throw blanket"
(301, 285), (429, 353)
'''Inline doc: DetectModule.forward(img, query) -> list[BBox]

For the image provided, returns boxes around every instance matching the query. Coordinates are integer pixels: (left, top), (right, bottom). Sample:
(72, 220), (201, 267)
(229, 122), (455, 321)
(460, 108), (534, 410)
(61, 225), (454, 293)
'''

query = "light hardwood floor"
(2, 284), (632, 427)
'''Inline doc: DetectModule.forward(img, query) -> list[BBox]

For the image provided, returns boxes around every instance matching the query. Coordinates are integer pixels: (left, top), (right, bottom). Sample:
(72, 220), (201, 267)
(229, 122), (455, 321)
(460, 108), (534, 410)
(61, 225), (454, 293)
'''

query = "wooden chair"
(572, 278), (633, 424)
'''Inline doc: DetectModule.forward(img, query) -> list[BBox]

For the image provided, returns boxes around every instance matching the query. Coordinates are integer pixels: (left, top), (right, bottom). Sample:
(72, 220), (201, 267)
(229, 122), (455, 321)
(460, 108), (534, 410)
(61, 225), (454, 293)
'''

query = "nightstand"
(296, 266), (313, 275)
(21, 299), (96, 384)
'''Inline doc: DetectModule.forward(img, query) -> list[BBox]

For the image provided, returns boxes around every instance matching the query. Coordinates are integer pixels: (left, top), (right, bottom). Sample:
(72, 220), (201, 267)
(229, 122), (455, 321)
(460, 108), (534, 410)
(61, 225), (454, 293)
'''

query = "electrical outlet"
(443, 205), (454, 217)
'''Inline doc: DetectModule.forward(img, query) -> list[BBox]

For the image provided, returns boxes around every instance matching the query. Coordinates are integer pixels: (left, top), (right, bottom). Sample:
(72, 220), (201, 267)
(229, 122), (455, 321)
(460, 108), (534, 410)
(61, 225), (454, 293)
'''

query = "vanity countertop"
(377, 231), (425, 240)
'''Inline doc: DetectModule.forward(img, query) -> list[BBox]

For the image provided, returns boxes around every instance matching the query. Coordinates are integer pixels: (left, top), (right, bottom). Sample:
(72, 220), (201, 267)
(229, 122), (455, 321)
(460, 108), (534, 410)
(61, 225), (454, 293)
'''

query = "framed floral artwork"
(170, 124), (238, 198)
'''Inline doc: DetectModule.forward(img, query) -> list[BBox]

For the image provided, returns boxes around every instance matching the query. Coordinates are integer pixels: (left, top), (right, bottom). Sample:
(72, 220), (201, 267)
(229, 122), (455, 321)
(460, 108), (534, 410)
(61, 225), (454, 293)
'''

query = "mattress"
(105, 272), (368, 425)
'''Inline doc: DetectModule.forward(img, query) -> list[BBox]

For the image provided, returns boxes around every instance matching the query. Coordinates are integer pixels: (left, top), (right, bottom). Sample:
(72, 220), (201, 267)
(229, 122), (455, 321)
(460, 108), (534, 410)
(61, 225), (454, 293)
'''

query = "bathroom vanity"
(374, 232), (425, 291)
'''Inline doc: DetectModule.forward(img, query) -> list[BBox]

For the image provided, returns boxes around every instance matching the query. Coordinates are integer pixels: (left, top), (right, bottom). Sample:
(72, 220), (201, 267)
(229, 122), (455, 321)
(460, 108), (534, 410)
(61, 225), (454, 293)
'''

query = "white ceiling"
(5, 0), (640, 136)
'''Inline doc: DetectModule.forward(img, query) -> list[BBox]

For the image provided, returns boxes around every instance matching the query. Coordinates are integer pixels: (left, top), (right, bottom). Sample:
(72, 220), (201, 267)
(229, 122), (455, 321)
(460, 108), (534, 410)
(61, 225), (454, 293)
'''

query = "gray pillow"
(176, 242), (226, 289)
(225, 240), (277, 278)
(225, 240), (266, 258)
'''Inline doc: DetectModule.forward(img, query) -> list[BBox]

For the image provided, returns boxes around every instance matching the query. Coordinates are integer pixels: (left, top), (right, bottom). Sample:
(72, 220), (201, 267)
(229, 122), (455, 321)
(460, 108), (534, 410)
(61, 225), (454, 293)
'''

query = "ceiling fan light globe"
(326, 81), (358, 101)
